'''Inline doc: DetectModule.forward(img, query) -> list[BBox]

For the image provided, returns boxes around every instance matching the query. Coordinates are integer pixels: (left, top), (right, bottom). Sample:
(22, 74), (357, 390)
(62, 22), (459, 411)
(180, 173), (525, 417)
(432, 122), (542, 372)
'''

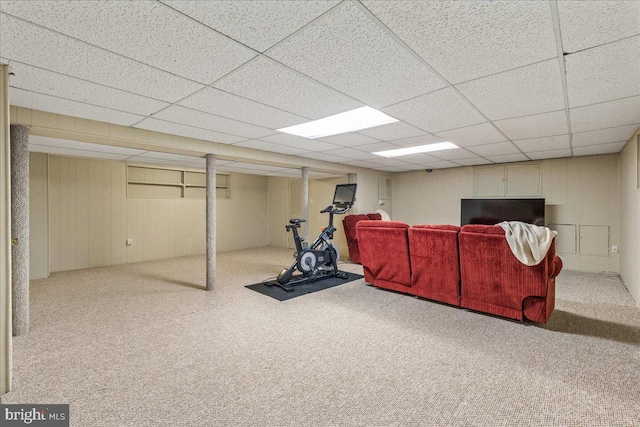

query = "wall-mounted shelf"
(126, 165), (230, 199)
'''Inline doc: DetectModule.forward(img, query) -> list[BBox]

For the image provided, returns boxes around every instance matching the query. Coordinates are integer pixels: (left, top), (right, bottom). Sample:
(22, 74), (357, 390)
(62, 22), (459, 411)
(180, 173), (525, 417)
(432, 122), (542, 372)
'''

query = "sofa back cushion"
(342, 214), (370, 245)
(409, 225), (461, 305)
(356, 221), (411, 286)
(367, 213), (382, 220)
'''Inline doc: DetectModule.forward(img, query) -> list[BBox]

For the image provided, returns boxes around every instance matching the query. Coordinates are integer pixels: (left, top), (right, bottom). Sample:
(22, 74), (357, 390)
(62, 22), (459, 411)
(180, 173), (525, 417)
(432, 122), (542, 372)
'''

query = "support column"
(301, 167), (309, 243)
(205, 154), (216, 291)
(1, 64), (13, 394)
(10, 125), (28, 335)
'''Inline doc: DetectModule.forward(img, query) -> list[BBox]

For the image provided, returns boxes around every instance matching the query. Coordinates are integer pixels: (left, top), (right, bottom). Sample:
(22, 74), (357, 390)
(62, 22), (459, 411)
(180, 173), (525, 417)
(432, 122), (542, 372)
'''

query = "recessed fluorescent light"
(277, 106), (398, 139)
(373, 142), (459, 158)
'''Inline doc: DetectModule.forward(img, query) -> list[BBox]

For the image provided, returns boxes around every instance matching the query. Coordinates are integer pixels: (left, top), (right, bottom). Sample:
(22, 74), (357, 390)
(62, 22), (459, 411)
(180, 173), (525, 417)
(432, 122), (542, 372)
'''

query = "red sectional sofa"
(356, 221), (562, 323)
(342, 213), (382, 264)
(459, 225), (562, 323)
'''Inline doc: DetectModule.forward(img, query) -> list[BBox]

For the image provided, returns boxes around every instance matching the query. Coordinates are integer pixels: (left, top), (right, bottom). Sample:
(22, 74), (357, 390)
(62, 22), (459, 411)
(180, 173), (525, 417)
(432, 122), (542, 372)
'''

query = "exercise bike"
(270, 183), (357, 292)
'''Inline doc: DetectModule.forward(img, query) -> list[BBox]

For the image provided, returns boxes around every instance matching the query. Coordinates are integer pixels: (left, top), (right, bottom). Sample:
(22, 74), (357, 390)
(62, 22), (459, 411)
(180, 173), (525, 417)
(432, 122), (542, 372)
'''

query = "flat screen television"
(333, 183), (357, 207)
(461, 198), (545, 226)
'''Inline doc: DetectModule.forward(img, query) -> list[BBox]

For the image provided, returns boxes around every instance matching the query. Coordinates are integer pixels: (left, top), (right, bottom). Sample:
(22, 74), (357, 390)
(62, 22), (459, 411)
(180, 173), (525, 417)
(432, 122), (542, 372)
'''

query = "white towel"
(498, 221), (558, 266)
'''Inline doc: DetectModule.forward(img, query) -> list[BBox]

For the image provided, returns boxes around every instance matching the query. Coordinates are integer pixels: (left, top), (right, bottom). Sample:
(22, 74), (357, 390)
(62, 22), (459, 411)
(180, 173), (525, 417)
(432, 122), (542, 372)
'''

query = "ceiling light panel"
(390, 134), (446, 148)
(30, 135), (145, 156)
(213, 57), (362, 119)
(374, 142), (459, 158)
(468, 141), (521, 157)
(573, 141), (627, 157)
(134, 118), (246, 145)
(0, 14), (204, 102)
(9, 62), (168, 116)
(353, 142), (403, 153)
(572, 124), (639, 147)
(161, 1), (339, 53)
(557, 1), (640, 53)
(0, 0), (256, 84)
(384, 88), (485, 133)
(435, 123), (507, 147)
(526, 149), (572, 160)
(267, 2), (445, 108)
(570, 96), (640, 133)
(493, 110), (568, 140)
(362, 0), (557, 84)
(565, 36), (640, 108)
(233, 140), (309, 156)
(153, 105), (273, 139)
(278, 107), (397, 139)
(10, 87), (144, 127)
(456, 59), (565, 120)
(513, 135), (570, 153)
(179, 87), (309, 130)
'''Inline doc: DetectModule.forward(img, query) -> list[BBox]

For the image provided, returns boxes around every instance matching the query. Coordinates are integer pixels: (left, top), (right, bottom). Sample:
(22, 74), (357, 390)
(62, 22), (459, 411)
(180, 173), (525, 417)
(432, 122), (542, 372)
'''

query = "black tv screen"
(333, 183), (357, 206)
(461, 198), (545, 226)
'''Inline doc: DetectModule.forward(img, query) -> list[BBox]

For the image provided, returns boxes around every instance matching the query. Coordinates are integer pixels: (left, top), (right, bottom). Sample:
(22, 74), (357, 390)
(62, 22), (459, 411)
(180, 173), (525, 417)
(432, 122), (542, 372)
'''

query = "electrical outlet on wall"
(126, 239), (133, 246)
(611, 245), (618, 253)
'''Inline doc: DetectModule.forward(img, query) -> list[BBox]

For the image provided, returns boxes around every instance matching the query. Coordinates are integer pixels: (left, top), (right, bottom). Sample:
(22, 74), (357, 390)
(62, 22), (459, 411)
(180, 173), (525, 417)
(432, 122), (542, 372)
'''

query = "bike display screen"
(333, 183), (357, 206)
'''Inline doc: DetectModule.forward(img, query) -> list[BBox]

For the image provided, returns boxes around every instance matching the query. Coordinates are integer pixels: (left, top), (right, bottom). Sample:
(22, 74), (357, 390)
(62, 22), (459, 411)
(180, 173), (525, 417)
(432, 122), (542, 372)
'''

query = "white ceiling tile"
(365, 157), (417, 168)
(455, 157), (494, 166)
(468, 141), (521, 157)
(9, 62), (168, 116)
(260, 133), (342, 152)
(513, 135), (570, 152)
(573, 141), (627, 156)
(353, 142), (403, 153)
(426, 160), (460, 169)
(384, 88), (485, 133)
(557, 0), (640, 53)
(134, 118), (246, 144)
(179, 87), (309, 129)
(0, 0), (256, 84)
(525, 149), (572, 160)
(29, 144), (129, 161)
(319, 132), (381, 147)
(153, 105), (273, 139)
(390, 134), (446, 148)
(0, 13), (204, 102)
(572, 124), (640, 147)
(429, 148), (478, 161)
(566, 36), (640, 108)
(493, 110), (569, 140)
(135, 152), (205, 164)
(400, 153), (442, 165)
(325, 147), (379, 161)
(214, 57), (362, 119)
(10, 87), (143, 126)
(29, 136), (145, 156)
(234, 140), (309, 156)
(485, 153), (529, 163)
(456, 59), (565, 120)
(268, 2), (445, 108)
(570, 96), (640, 133)
(223, 162), (287, 172)
(357, 121), (426, 141)
(344, 160), (382, 169)
(435, 123), (507, 147)
(363, 0), (557, 83)
(161, 1), (339, 52)
(376, 166), (410, 173)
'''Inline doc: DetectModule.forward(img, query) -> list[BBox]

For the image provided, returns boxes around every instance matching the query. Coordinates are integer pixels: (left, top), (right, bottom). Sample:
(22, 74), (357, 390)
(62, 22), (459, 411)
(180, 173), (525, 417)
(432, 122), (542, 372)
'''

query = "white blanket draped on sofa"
(498, 221), (558, 266)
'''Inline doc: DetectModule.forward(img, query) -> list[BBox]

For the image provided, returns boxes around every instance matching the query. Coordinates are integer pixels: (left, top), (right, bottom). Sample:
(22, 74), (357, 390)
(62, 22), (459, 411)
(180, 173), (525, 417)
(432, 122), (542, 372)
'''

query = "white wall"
(620, 128), (640, 308)
(29, 152), (48, 279)
(393, 155), (621, 274)
(31, 154), (270, 274)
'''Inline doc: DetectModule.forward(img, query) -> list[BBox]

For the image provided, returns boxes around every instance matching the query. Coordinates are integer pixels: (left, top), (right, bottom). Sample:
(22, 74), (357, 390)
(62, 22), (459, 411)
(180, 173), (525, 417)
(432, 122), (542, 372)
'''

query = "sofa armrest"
(550, 255), (563, 278)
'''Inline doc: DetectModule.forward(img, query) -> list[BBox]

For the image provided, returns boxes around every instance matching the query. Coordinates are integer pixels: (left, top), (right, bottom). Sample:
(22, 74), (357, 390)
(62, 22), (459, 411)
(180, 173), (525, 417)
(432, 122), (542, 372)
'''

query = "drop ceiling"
(1, 0), (638, 174)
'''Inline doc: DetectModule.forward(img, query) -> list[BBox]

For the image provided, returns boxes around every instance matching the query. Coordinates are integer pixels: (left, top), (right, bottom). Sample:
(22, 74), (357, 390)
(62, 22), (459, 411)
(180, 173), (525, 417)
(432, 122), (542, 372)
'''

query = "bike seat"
(289, 219), (306, 225)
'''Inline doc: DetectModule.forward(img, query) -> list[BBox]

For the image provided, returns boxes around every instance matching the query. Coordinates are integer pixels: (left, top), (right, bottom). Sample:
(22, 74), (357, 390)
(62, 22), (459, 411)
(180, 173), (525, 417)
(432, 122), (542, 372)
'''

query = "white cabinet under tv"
(474, 162), (541, 197)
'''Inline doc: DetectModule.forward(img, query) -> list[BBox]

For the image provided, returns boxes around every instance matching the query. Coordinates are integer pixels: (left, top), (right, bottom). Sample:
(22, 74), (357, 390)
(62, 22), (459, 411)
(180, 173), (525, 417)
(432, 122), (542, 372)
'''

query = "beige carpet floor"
(2, 246), (639, 426)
